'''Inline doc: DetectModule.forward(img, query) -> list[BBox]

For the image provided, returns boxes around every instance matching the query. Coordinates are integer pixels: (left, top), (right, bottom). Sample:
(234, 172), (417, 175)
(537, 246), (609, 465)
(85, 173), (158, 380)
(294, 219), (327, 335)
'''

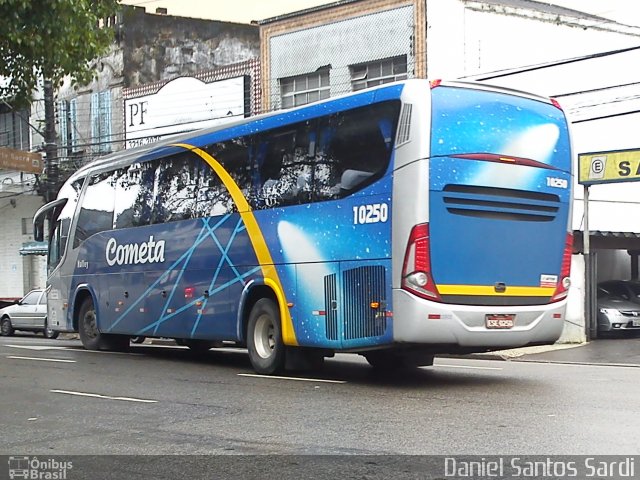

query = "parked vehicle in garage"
(597, 286), (640, 335)
(598, 280), (640, 305)
(0, 289), (59, 339)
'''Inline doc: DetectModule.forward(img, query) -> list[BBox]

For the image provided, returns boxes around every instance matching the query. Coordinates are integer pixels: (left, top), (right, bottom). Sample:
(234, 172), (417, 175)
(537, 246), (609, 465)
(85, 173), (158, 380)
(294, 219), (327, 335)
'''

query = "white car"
(0, 289), (58, 339)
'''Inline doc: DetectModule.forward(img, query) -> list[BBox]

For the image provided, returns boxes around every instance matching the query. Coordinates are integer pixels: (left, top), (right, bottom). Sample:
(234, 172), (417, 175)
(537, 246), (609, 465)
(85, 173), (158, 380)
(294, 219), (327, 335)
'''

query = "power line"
(552, 81), (640, 98)
(571, 107), (640, 123)
(470, 45), (640, 81)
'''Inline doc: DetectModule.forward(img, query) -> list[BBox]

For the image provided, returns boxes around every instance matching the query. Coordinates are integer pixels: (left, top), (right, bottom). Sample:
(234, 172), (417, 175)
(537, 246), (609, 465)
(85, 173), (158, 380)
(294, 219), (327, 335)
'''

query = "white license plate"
(486, 314), (515, 329)
(633, 319), (640, 327)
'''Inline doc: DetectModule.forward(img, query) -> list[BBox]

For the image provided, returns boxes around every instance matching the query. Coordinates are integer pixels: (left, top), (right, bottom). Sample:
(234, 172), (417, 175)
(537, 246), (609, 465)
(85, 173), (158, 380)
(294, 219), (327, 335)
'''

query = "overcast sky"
(120, 0), (640, 26)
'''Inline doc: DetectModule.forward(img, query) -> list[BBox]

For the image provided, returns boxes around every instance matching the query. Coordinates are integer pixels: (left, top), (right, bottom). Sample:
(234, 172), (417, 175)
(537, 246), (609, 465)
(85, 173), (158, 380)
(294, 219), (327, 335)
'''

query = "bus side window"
(113, 163), (154, 229)
(315, 102), (400, 200)
(74, 171), (116, 248)
(255, 122), (314, 209)
(151, 153), (199, 224)
(201, 137), (252, 216)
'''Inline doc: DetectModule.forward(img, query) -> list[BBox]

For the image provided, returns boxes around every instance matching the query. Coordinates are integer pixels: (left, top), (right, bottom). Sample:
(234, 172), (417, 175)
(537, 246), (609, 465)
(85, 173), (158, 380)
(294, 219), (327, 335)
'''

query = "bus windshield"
(430, 86), (571, 172)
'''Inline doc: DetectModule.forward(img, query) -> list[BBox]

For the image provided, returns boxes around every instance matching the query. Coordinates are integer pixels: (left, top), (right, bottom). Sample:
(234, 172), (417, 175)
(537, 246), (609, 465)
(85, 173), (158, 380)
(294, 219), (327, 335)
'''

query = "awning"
(19, 241), (48, 256)
(574, 230), (640, 251)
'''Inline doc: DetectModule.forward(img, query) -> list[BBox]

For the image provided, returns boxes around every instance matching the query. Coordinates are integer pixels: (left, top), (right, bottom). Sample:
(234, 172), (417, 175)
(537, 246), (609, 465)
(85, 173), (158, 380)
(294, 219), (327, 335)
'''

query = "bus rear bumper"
(392, 289), (566, 349)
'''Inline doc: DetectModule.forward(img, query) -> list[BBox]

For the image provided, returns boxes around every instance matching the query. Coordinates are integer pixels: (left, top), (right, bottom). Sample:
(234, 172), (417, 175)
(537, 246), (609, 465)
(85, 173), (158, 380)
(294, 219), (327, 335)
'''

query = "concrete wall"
(561, 255), (587, 343)
(426, 0), (640, 80)
(122, 7), (259, 88)
(0, 192), (46, 298)
(597, 250), (632, 281)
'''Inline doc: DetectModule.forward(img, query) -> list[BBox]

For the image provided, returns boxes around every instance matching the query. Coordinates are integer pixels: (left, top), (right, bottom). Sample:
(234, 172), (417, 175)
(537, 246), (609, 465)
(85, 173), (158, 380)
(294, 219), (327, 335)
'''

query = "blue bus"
(34, 79), (573, 373)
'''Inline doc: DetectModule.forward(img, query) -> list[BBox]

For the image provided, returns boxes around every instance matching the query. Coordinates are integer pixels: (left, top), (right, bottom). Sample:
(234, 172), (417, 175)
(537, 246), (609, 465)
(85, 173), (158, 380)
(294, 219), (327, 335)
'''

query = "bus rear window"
(430, 86), (570, 172)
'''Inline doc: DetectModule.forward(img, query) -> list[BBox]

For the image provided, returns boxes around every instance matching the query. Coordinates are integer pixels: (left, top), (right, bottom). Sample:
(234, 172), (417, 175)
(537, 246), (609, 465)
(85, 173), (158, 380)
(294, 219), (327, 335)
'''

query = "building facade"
(1, 6), (261, 299)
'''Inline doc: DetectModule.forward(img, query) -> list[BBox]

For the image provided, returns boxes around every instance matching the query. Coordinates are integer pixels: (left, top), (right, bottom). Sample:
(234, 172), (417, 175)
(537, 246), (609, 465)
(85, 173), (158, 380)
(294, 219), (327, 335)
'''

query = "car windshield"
(629, 283), (640, 298)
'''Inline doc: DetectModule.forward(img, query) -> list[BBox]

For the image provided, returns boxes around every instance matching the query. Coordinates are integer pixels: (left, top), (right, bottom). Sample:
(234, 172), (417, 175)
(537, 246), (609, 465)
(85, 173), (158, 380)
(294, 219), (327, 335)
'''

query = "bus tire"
(43, 319), (59, 339)
(78, 297), (128, 351)
(247, 298), (285, 375)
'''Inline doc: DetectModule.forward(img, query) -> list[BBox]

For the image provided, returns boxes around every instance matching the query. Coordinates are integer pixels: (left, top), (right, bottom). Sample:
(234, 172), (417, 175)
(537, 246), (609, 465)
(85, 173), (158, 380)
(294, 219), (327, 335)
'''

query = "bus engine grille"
(324, 266), (388, 341)
(442, 184), (560, 222)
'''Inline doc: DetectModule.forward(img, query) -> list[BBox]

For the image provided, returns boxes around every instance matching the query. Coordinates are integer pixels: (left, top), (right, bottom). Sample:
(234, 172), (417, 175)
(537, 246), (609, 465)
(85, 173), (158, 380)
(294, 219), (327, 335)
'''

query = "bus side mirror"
(33, 197), (68, 243)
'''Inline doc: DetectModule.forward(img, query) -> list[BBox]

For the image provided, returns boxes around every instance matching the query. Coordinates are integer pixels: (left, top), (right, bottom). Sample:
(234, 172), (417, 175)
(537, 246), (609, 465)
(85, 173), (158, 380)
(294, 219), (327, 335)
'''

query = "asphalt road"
(1, 334), (639, 459)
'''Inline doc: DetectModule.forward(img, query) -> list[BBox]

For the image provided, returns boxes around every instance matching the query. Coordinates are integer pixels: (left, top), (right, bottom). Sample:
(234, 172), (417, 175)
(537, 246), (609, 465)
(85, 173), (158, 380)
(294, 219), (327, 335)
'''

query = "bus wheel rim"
(254, 314), (275, 359)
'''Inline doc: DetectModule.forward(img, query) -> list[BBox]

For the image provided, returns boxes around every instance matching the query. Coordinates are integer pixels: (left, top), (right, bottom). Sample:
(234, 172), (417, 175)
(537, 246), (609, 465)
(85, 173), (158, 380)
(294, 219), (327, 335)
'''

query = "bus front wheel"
(247, 298), (285, 375)
(78, 297), (128, 351)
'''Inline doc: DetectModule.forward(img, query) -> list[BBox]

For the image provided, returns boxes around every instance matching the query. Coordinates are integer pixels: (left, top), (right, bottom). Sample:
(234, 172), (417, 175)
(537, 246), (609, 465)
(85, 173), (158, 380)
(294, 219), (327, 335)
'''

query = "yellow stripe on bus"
(172, 143), (298, 346)
(437, 285), (555, 297)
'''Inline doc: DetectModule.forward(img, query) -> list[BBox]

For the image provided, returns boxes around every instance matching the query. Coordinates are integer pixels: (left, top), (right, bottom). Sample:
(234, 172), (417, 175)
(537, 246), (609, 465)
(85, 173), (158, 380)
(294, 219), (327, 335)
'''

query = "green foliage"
(0, 0), (120, 107)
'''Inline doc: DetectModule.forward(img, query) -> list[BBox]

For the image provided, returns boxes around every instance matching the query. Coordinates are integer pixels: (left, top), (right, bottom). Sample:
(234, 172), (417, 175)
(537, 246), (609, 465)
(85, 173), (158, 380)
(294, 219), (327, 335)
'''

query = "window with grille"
(0, 109), (30, 150)
(350, 56), (408, 92)
(280, 69), (330, 109)
(91, 91), (112, 153)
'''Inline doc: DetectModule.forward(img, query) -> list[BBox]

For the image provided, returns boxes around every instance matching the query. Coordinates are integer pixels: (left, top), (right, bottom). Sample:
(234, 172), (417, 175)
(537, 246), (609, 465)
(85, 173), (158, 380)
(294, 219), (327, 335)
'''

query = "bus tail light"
(402, 223), (440, 301)
(550, 98), (564, 111)
(551, 233), (573, 302)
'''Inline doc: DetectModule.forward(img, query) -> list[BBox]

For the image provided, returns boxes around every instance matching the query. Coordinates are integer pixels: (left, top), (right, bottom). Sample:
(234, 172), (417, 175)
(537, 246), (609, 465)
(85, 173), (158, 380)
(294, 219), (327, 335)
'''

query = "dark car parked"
(597, 284), (640, 335)
(598, 280), (640, 305)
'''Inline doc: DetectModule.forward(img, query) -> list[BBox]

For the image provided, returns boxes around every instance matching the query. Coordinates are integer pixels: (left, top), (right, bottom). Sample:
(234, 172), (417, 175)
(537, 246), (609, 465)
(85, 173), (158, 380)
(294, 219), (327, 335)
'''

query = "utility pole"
(43, 79), (58, 203)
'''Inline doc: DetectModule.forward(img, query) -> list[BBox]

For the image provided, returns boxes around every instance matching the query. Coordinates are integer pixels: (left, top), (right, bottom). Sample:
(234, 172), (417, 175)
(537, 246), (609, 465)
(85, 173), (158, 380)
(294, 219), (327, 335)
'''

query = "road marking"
(238, 373), (347, 384)
(7, 355), (76, 363)
(434, 363), (503, 371)
(50, 389), (157, 403)
(6, 345), (63, 350)
(5, 345), (143, 356)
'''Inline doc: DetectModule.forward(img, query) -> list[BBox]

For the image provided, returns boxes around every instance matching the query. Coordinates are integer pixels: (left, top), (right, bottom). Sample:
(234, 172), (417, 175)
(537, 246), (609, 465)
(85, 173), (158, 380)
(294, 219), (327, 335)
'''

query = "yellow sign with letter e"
(578, 148), (640, 185)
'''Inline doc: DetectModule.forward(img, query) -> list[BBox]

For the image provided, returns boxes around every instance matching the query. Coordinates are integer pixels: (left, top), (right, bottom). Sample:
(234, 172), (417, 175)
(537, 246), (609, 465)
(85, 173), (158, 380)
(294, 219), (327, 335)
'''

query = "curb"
(462, 342), (587, 361)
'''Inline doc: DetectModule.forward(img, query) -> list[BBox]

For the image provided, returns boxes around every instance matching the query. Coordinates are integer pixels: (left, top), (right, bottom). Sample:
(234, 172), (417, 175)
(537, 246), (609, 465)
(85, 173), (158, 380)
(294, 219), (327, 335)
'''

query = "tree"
(0, 0), (120, 107)
(0, 0), (120, 200)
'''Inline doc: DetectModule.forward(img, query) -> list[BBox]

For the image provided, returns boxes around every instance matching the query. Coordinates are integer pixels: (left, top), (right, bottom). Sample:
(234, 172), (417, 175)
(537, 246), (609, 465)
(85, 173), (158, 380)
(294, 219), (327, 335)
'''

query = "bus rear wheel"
(78, 297), (128, 351)
(247, 298), (285, 375)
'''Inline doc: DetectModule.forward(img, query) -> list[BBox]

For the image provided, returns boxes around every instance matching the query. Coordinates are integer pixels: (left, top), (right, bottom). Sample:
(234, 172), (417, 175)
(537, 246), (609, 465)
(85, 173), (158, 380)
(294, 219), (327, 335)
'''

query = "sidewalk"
(476, 335), (640, 367)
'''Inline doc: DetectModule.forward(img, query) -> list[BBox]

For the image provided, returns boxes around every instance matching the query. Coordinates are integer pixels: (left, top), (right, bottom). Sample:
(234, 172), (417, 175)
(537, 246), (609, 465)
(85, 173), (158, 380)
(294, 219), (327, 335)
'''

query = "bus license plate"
(486, 314), (515, 329)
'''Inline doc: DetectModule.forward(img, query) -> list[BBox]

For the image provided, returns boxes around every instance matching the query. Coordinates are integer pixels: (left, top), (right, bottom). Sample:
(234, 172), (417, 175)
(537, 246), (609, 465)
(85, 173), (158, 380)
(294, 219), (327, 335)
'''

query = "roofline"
(256, 0), (625, 28)
(465, 0), (610, 24)
(256, 0), (362, 25)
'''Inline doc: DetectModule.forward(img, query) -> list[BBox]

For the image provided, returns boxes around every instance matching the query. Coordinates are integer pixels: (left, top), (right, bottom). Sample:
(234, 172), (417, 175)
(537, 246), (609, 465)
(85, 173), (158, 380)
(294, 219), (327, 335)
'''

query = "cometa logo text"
(106, 236), (166, 266)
